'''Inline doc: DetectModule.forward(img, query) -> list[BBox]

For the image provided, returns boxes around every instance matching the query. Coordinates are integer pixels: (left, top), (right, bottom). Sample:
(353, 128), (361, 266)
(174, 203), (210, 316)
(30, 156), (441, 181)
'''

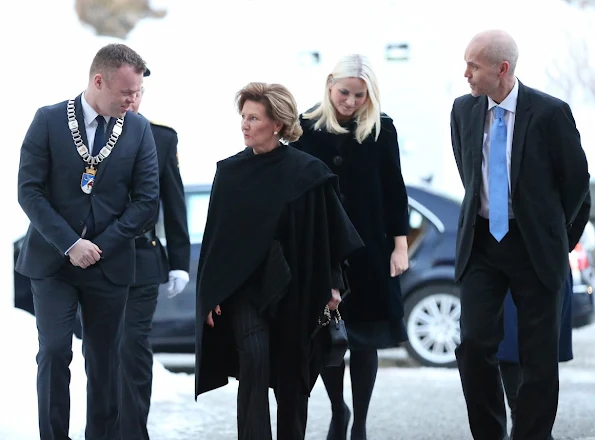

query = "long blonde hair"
(303, 54), (381, 143)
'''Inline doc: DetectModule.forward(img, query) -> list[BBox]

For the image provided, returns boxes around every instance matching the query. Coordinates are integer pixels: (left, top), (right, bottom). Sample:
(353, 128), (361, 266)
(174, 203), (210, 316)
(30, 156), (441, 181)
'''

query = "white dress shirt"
(478, 78), (519, 219)
(81, 91), (110, 152)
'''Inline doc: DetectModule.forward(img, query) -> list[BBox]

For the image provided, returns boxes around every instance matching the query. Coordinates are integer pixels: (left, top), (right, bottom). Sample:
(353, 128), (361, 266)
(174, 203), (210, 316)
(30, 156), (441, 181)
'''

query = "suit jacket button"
(333, 155), (344, 166)
(151, 240), (156, 246)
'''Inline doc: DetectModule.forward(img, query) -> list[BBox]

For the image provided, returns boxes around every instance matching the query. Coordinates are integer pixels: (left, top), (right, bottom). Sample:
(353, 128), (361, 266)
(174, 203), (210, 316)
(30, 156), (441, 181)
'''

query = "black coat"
(194, 145), (363, 398)
(451, 81), (590, 291)
(291, 113), (409, 333)
(133, 121), (190, 286)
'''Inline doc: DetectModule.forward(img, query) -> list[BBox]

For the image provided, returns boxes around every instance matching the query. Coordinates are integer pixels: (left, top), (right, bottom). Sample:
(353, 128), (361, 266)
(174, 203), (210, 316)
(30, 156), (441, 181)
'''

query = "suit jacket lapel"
(106, 116), (116, 135)
(471, 96), (487, 191)
(511, 82), (531, 198)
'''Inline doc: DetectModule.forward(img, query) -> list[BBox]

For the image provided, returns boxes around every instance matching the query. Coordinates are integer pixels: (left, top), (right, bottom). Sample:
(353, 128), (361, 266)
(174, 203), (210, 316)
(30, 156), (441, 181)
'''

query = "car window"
(164, 192), (431, 248)
(186, 192), (211, 243)
(407, 205), (429, 255)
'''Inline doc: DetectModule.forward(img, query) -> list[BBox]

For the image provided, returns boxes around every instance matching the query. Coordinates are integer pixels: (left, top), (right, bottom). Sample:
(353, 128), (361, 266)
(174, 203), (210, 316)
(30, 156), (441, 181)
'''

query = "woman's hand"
(206, 305), (221, 327)
(390, 235), (409, 277)
(390, 247), (409, 277)
(327, 288), (342, 311)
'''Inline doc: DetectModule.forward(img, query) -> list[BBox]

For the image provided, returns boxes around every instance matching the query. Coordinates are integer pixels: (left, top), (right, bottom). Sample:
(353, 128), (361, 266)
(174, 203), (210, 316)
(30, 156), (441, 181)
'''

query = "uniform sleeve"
(161, 130), (191, 272)
(379, 119), (409, 237)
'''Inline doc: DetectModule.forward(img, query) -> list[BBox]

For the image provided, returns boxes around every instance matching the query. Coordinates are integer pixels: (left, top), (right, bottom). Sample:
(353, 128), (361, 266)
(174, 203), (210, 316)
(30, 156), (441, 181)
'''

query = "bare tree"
(546, 30), (595, 105)
(563, 0), (595, 8)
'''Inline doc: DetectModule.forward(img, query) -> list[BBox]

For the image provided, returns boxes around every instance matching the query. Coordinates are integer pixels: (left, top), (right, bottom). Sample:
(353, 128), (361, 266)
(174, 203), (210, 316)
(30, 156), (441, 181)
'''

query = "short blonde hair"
(235, 82), (303, 142)
(303, 54), (381, 143)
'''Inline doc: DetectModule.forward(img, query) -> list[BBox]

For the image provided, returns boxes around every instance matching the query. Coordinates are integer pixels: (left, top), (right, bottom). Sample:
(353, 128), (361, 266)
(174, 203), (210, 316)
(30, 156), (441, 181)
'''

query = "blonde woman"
(292, 55), (409, 440)
(194, 82), (363, 440)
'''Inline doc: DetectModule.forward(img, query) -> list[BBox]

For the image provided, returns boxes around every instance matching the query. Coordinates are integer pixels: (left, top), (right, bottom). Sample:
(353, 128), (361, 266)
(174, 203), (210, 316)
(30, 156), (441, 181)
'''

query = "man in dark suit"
(450, 29), (590, 440)
(16, 43), (159, 440)
(118, 70), (190, 440)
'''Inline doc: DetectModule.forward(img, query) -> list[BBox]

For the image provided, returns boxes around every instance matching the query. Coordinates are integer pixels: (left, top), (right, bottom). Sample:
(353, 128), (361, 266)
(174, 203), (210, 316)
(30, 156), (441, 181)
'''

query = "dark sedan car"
(13, 183), (594, 368)
(150, 183), (466, 366)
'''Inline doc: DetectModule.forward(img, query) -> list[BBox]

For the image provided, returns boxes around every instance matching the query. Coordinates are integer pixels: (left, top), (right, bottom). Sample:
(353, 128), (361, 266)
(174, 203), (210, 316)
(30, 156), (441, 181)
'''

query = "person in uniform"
(118, 68), (191, 440)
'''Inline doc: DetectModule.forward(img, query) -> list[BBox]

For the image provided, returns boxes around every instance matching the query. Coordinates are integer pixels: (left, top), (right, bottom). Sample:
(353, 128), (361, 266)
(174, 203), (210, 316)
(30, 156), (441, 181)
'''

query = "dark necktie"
(93, 115), (105, 156)
(84, 116), (106, 238)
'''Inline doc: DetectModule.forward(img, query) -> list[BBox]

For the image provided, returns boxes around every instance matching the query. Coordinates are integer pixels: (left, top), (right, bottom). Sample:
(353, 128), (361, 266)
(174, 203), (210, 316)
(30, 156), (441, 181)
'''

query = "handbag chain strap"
(319, 305), (342, 326)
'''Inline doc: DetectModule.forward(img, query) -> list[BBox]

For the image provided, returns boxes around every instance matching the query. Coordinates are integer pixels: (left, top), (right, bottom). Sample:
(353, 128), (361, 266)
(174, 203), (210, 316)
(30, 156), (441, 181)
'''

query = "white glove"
(166, 270), (189, 298)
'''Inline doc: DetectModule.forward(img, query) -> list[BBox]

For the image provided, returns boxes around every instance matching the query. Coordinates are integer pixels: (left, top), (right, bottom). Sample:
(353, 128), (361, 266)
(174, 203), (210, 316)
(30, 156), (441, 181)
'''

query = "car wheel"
(404, 283), (461, 368)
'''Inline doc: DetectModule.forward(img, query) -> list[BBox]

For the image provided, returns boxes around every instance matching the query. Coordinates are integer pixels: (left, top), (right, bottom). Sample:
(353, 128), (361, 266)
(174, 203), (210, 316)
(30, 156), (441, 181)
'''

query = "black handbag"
(311, 265), (351, 366)
(320, 304), (349, 367)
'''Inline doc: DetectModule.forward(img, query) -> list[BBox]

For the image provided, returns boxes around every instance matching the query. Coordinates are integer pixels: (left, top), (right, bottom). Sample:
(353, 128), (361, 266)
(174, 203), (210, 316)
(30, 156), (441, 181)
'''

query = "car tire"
(403, 283), (461, 368)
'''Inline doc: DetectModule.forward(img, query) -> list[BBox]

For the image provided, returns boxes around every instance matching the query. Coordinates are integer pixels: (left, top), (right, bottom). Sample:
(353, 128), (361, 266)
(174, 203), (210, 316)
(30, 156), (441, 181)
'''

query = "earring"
(274, 131), (278, 135)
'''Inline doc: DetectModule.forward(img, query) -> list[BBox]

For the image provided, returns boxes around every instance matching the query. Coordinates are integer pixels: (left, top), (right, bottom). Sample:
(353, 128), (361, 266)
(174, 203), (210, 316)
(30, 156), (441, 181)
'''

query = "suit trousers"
(118, 283), (160, 440)
(229, 295), (308, 440)
(456, 217), (561, 440)
(31, 263), (128, 440)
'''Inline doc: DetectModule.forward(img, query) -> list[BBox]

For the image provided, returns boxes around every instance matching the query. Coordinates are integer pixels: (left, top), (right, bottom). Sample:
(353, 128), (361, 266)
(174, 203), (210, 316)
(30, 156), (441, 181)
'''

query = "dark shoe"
(326, 403), (351, 440)
(351, 431), (367, 440)
(509, 434), (553, 440)
(351, 422), (368, 440)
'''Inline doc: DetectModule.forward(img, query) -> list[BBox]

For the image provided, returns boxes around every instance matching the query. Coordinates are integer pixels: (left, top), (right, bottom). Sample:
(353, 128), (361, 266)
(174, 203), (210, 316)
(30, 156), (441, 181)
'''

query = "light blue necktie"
(489, 106), (509, 242)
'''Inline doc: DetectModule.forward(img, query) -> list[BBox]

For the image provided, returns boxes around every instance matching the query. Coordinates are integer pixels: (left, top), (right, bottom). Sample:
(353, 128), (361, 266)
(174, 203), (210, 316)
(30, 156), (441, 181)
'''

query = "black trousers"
(499, 361), (555, 440)
(456, 217), (561, 440)
(229, 296), (308, 440)
(31, 264), (128, 440)
(118, 283), (160, 440)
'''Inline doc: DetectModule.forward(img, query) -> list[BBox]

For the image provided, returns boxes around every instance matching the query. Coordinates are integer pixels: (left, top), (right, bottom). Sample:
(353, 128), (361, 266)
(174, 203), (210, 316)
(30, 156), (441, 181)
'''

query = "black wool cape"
(194, 144), (363, 398)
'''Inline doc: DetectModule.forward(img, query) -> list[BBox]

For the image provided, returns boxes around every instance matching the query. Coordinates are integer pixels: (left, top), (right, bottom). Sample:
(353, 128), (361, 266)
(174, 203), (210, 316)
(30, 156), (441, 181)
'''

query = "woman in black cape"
(194, 82), (363, 440)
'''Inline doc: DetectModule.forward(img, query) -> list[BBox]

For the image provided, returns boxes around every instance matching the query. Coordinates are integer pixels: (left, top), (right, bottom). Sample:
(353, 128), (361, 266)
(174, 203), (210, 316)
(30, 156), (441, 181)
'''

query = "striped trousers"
(230, 296), (308, 440)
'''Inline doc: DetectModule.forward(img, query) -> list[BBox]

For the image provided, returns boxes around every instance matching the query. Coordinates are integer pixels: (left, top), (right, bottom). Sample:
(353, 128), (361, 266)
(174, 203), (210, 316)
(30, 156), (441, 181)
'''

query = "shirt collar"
(487, 77), (519, 114)
(81, 91), (109, 126)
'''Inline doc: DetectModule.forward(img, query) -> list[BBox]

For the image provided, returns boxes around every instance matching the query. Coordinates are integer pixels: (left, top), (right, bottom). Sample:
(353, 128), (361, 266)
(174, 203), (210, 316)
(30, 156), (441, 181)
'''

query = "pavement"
(128, 320), (595, 440)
